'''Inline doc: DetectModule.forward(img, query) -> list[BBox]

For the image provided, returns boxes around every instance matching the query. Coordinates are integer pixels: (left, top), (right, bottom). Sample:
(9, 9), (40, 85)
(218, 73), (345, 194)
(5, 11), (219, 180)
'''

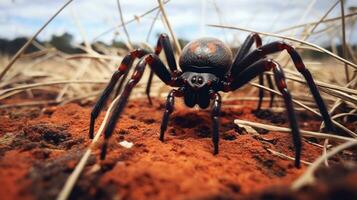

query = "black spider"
(89, 33), (334, 168)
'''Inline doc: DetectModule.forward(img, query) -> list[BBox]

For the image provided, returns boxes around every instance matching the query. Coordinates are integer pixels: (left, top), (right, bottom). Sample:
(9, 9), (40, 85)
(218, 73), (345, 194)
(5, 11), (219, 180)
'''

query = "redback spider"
(89, 33), (334, 168)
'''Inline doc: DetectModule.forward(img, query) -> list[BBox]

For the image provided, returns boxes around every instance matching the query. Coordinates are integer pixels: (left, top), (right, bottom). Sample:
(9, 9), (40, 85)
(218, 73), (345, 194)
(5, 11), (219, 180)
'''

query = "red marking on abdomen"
(207, 42), (217, 54)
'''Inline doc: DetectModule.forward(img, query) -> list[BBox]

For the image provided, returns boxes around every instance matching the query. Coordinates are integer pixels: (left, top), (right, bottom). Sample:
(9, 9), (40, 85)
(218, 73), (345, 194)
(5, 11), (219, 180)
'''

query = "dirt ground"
(0, 91), (356, 200)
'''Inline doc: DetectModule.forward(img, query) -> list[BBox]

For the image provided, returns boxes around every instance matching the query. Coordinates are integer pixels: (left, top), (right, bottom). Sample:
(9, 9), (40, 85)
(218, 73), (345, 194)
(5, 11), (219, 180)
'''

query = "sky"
(0, 0), (356, 47)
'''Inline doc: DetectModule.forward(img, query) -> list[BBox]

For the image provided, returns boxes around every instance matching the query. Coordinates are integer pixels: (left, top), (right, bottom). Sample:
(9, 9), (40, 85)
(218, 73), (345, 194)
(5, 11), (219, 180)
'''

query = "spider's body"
(179, 38), (233, 77)
(178, 38), (232, 108)
(89, 33), (335, 168)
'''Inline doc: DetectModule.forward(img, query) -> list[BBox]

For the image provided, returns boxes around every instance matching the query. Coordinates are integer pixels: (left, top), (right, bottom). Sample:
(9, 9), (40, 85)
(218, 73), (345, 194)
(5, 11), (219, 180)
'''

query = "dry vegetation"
(0, 0), (356, 200)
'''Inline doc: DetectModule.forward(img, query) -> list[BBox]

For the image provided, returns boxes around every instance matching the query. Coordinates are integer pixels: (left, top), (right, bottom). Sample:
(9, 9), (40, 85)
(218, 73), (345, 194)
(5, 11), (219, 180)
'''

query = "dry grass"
(0, 1), (356, 199)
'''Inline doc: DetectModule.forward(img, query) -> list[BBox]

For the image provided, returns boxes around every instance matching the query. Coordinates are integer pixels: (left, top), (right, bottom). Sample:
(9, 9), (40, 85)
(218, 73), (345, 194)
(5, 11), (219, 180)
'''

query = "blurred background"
(1, 0), (356, 50)
(0, 0), (356, 114)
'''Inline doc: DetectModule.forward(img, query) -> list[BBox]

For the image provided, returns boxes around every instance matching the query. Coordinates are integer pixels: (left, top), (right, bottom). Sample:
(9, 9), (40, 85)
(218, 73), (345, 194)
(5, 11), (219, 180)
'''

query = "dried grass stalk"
(234, 119), (356, 142)
(207, 24), (357, 69)
(291, 140), (357, 190)
(0, 0), (74, 81)
(57, 95), (120, 200)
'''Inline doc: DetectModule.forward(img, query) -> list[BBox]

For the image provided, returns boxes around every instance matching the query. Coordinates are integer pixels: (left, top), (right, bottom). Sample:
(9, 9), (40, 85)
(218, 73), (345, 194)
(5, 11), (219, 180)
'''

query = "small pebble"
(119, 140), (133, 149)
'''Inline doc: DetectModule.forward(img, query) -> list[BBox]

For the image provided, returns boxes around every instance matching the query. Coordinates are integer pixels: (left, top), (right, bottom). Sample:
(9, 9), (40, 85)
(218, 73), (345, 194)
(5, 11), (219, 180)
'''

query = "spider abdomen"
(179, 38), (233, 77)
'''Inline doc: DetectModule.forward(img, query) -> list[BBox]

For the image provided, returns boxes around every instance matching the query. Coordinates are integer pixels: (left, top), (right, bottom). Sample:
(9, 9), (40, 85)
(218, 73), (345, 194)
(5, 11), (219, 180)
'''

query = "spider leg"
(231, 33), (262, 75)
(229, 33), (275, 111)
(159, 89), (183, 141)
(89, 49), (148, 139)
(226, 59), (301, 167)
(257, 74), (264, 110)
(100, 54), (178, 160)
(266, 74), (275, 107)
(256, 74), (276, 110)
(145, 70), (154, 105)
(237, 41), (334, 132)
(114, 65), (130, 97)
(211, 93), (222, 155)
(145, 33), (179, 104)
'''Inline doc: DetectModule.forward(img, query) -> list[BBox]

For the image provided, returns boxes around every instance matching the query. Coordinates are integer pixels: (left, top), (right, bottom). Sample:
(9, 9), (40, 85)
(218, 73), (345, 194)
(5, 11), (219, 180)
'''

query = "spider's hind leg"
(236, 41), (334, 132)
(227, 59), (301, 167)
(256, 74), (276, 111)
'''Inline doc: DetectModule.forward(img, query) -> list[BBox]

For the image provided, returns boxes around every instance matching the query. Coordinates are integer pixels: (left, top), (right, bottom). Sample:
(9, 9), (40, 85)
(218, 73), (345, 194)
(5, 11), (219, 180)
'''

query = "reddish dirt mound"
(0, 96), (355, 200)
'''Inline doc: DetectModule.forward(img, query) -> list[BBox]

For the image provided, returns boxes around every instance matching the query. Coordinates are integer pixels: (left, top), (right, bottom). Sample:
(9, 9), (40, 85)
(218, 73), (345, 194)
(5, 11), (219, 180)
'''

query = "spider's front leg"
(89, 49), (149, 139)
(146, 33), (179, 105)
(159, 89), (183, 141)
(229, 33), (275, 110)
(225, 59), (301, 167)
(100, 54), (179, 160)
(211, 93), (222, 155)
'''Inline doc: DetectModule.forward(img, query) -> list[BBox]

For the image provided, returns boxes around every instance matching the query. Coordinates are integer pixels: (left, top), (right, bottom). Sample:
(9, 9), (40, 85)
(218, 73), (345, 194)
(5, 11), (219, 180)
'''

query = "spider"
(89, 33), (334, 168)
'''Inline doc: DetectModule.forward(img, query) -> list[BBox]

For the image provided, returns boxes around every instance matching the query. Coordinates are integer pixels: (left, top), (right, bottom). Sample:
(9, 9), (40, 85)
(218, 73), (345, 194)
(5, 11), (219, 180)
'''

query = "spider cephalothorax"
(89, 33), (335, 168)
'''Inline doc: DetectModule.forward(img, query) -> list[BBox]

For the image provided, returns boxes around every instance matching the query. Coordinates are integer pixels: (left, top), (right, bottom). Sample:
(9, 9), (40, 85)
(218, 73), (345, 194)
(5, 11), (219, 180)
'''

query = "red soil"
(0, 96), (356, 200)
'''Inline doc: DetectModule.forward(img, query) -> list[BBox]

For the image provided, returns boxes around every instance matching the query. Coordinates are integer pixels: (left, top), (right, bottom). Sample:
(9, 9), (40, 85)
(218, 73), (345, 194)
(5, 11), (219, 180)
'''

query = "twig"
(291, 0), (317, 37)
(291, 140), (357, 190)
(117, 0), (133, 50)
(328, 77), (356, 115)
(157, 0), (182, 55)
(207, 24), (357, 69)
(319, 87), (357, 105)
(276, 11), (357, 33)
(66, 54), (123, 61)
(234, 119), (356, 142)
(93, 0), (171, 42)
(250, 83), (357, 137)
(59, 91), (100, 105)
(332, 113), (357, 120)
(0, 80), (107, 96)
(0, 100), (57, 109)
(0, 0), (74, 81)
(267, 149), (312, 165)
(301, 0), (339, 41)
(19, 49), (56, 59)
(323, 139), (329, 167)
(146, 10), (161, 42)
(56, 95), (120, 200)
(340, 0), (350, 83)
(266, 71), (357, 96)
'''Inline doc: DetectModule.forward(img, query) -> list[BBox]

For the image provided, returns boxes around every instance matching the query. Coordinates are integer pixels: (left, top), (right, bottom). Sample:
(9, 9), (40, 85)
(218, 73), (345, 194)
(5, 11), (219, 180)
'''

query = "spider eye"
(191, 76), (197, 83)
(197, 77), (203, 84)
